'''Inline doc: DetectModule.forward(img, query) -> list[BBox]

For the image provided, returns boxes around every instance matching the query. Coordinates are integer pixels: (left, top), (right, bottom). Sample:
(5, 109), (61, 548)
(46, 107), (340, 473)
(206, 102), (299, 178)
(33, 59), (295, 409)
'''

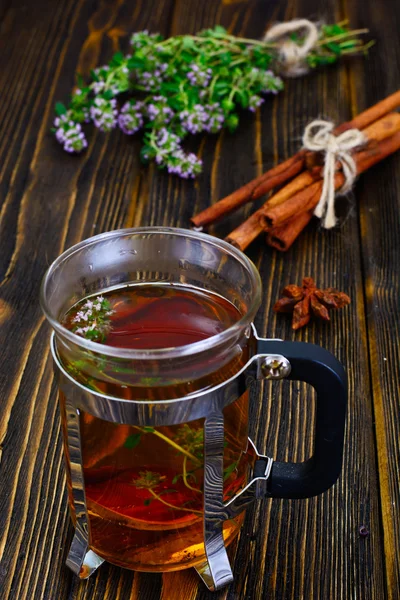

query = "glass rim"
(40, 226), (262, 360)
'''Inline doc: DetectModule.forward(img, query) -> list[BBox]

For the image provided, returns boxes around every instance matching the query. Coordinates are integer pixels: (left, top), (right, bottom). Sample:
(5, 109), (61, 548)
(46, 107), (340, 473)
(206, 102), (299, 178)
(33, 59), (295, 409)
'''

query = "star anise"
(273, 277), (350, 330)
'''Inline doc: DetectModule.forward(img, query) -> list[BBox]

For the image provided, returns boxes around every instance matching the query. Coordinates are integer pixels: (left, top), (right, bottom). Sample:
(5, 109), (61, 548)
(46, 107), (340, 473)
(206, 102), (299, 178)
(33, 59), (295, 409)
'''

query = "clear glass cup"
(41, 228), (260, 572)
(40, 227), (347, 590)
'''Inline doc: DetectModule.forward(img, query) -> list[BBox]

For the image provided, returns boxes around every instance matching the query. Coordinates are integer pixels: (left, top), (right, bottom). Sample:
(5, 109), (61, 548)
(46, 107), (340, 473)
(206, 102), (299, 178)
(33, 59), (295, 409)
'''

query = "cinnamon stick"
(230, 130), (400, 251)
(336, 90), (400, 133)
(261, 181), (324, 229)
(266, 210), (314, 251)
(190, 153), (305, 229)
(192, 91), (400, 228)
(262, 130), (400, 230)
(225, 209), (265, 250)
(264, 112), (400, 215)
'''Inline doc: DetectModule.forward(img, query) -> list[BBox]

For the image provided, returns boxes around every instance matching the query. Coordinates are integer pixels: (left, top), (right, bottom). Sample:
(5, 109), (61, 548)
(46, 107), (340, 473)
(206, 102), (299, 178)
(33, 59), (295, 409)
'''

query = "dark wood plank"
(0, 0), (393, 598)
(345, 0), (400, 597)
(0, 2), (175, 599)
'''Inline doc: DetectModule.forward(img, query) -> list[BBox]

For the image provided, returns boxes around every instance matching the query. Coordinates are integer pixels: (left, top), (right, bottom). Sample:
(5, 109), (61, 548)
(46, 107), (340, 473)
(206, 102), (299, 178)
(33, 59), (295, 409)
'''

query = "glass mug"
(40, 227), (346, 591)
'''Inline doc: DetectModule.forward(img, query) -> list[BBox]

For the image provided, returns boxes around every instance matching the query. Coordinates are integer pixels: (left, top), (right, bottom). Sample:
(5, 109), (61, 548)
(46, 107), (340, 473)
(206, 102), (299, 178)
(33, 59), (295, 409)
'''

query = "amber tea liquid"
(60, 284), (254, 572)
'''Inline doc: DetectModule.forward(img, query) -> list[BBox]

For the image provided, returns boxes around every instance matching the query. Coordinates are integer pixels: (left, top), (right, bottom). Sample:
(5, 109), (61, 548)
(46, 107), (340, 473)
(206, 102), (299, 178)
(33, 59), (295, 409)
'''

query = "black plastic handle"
(256, 339), (347, 499)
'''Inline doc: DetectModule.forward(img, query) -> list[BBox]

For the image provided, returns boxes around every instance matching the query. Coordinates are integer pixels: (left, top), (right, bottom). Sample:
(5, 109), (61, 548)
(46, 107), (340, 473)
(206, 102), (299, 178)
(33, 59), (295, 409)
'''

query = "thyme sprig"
(125, 423), (241, 511)
(53, 22), (371, 177)
(69, 295), (114, 342)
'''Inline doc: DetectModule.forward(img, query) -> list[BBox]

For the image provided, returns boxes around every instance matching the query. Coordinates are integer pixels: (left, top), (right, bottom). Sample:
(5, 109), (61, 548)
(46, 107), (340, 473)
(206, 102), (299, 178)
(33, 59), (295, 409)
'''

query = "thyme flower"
(70, 295), (114, 342)
(118, 100), (144, 134)
(53, 23), (371, 177)
(90, 97), (118, 132)
(133, 470), (166, 490)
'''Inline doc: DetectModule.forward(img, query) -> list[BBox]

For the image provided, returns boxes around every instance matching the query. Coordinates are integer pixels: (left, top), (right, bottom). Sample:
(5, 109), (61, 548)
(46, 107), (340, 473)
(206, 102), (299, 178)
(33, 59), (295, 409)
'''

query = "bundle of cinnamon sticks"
(191, 90), (400, 251)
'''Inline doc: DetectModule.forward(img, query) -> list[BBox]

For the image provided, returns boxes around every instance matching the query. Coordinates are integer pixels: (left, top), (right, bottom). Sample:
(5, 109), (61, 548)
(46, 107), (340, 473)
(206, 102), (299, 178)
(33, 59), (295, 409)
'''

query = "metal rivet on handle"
(261, 356), (291, 380)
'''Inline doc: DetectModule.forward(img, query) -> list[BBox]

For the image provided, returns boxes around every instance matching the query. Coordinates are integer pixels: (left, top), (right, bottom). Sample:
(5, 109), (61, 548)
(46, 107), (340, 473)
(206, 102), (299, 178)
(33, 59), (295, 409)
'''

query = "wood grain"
(0, 0), (397, 598)
(344, 0), (400, 597)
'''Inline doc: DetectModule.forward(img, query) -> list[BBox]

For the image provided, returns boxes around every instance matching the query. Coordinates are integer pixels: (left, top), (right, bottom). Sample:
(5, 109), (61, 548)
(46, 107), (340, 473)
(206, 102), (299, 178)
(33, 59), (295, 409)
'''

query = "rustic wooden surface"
(0, 0), (398, 598)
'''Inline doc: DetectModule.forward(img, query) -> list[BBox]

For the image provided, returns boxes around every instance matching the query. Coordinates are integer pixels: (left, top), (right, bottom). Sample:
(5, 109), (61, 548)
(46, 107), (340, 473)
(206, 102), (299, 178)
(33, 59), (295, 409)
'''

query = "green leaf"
(55, 102), (67, 116)
(142, 426), (155, 433)
(110, 51), (124, 66)
(218, 66), (230, 78)
(254, 53), (272, 69)
(103, 90), (114, 100)
(339, 40), (357, 50)
(157, 46), (174, 57)
(236, 89), (249, 108)
(223, 461), (237, 481)
(168, 97), (184, 111)
(314, 54), (337, 65)
(124, 434), (141, 449)
(172, 474), (182, 484)
(214, 81), (230, 94)
(214, 25), (227, 35)
(161, 82), (180, 94)
(90, 69), (99, 82)
(221, 98), (234, 112)
(226, 113), (239, 132)
(181, 50), (194, 63)
(143, 498), (152, 506)
(73, 110), (88, 123)
(323, 23), (346, 37)
(219, 52), (232, 66)
(306, 55), (318, 69)
(76, 73), (84, 88)
(326, 42), (342, 55)
(127, 56), (146, 70)
(182, 36), (196, 50)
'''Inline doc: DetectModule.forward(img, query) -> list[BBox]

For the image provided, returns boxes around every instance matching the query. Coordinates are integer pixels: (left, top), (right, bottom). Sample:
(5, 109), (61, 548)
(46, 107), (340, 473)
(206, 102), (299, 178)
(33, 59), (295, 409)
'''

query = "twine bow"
(302, 120), (366, 228)
(263, 19), (319, 77)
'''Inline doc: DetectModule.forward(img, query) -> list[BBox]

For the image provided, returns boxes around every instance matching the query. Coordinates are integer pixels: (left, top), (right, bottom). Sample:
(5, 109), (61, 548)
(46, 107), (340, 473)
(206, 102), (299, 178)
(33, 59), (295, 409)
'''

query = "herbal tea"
(60, 284), (255, 571)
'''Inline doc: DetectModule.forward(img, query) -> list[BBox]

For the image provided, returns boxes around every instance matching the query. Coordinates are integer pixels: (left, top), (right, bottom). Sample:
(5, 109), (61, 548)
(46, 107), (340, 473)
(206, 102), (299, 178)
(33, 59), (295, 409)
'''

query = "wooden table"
(1, 0), (399, 598)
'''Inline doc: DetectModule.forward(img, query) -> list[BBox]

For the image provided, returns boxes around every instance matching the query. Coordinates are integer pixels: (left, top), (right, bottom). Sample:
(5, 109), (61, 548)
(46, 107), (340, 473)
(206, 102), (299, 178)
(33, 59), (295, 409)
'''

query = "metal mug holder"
(52, 328), (347, 592)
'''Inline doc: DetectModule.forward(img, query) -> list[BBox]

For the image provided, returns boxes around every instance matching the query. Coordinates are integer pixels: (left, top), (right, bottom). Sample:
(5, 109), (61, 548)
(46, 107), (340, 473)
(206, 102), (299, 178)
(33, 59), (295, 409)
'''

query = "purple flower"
(260, 71), (283, 94)
(91, 65), (121, 96)
(135, 69), (161, 91)
(151, 128), (182, 165)
(247, 68), (283, 95)
(186, 63), (212, 87)
(203, 103), (224, 133)
(180, 103), (224, 135)
(54, 113), (88, 153)
(146, 96), (174, 125)
(248, 95), (264, 112)
(166, 149), (202, 178)
(180, 104), (208, 134)
(90, 97), (118, 132)
(130, 30), (151, 49)
(118, 100), (144, 135)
